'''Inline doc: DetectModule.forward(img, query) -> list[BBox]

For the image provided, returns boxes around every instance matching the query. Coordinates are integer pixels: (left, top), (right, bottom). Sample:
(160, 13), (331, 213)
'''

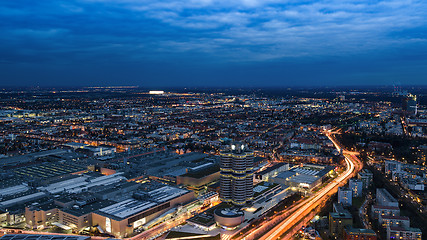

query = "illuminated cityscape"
(1, 0), (427, 239)
(0, 87), (425, 240)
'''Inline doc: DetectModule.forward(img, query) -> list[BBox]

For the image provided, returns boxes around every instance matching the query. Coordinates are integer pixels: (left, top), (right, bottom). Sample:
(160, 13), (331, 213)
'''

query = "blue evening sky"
(0, 0), (426, 87)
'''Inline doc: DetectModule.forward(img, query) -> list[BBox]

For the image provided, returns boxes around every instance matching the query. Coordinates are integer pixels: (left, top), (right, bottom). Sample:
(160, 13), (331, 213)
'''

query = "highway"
(246, 132), (362, 240)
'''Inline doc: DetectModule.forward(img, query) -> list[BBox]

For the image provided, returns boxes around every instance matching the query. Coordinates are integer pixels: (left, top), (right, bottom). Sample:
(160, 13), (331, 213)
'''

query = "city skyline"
(1, 0), (427, 87)
(0, 87), (425, 239)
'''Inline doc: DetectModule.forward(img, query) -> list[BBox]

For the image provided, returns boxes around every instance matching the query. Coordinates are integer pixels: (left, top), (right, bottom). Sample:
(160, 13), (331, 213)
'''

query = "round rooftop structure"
(214, 207), (244, 229)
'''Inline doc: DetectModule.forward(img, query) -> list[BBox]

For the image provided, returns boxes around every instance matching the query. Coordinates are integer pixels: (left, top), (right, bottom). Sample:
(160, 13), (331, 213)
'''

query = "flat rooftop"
(98, 199), (157, 219)
(31, 201), (57, 211)
(13, 162), (86, 180)
(275, 170), (318, 184)
(289, 174), (318, 184)
(330, 212), (352, 219)
(63, 199), (116, 217)
(377, 188), (398, 203)
(0, 192), (47, 208)
(293, 168), (319, 176)
(276, 171), (296, 180)
(0, 149), (69, 166)
(0, 184), (29, 197)
(187, 214), (216, 227)
(148, 186), (190, 203)
(381, 215), (410, 220)
(345, 227), (376, 236)
(257, 162), (288, 175)
(372, 205), (400, 210)
(98, 185), (190, 220)
(180, 164), (219, 179)
(38, 172), (126, 194)
(389, 226), (422, 232)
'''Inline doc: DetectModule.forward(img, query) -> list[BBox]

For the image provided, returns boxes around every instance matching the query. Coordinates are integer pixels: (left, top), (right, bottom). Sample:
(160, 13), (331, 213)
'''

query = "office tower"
(220, 142), (254, 206)
(403, 94), (417, 116)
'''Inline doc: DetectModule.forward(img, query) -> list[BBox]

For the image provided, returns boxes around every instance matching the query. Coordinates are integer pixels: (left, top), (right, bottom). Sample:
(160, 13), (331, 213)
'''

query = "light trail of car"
(258, 132), (361, 240)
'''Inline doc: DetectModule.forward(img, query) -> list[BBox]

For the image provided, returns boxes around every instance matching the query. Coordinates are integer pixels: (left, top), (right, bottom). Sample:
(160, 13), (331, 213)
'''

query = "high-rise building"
(338, 187), (353, 206)
(402, 94), (417, 116)
(349, 178), (363, 197)
(220, 142), (254, 206)
(329, 211), (353, 239)
(357, 169), (373, 190)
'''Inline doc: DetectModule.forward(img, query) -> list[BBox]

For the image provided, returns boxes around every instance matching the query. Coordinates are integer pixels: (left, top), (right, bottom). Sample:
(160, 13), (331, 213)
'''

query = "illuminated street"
(232, 132), (363, 240)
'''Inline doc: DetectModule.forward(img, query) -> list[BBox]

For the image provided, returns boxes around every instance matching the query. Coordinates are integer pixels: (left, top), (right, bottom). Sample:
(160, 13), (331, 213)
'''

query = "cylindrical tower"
(220, 153), (233, 203)
(219, 142), (254, 206)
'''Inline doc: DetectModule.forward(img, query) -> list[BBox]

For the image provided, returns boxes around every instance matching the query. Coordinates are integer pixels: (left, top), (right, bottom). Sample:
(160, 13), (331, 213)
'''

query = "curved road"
(256, 132), (362, 240)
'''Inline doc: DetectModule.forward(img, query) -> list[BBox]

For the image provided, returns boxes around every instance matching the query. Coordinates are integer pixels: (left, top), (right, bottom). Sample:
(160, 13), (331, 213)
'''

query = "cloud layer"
(0, 0), (426, 86)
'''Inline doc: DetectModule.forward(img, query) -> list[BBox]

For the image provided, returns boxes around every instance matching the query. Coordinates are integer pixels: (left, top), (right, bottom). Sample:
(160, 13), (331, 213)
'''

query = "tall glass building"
(220, 142), (254, 206)
(403, 94), (417, 116)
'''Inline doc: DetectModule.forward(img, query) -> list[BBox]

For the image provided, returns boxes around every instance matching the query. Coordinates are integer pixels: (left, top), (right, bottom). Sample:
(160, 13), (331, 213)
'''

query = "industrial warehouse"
(93, 186), (194, 238)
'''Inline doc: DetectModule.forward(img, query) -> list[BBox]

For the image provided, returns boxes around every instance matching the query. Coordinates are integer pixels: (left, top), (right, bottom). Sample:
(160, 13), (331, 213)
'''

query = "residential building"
(379, 215), (410, 229)
(376, 188), (398, 207)
(329, 211), (353, 239)
(349, 178), (363, 197)
(371, 205), (400, 219)
(387, 226), (422, 240)
(338, 187), (352, 206)
(343, 226), (377, 240)
(358, 169), (373, 190)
